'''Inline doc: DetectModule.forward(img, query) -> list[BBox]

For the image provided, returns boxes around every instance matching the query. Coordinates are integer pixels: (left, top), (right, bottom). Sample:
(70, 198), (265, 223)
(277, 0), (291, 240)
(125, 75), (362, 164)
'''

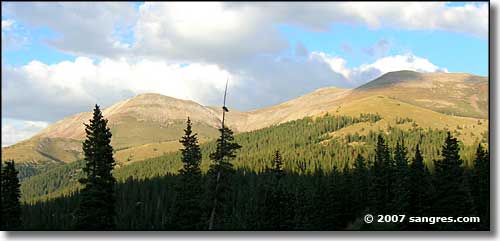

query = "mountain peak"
(104, 93), (202, 115)
(356, 70), (424, 89)
(33, 92), (222, 142)
(129, 92), (193, 103)
(311, 86), (344, 93)
(356, 71), (486, 90)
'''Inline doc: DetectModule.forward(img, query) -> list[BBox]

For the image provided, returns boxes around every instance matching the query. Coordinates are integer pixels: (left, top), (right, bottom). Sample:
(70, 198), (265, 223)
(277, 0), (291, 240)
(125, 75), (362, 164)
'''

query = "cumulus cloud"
(358, 54), (448, 74)
(2, 55), (343, 121)
(339, 2), (487, 37)
(2, 53), (447, 123)
(311, 52), (447, 86)
(2, 57), (234, 122)
(2, 119), (49, 146)
(3, 2), (487, 60)
(130, 2), (487, 64)
(132, 2), (288, 63)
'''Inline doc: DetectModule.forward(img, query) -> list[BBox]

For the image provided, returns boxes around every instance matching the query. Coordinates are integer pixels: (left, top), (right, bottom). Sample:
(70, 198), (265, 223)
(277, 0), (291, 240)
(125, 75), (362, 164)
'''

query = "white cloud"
(2, 52), (448, 124)
(2, 57), (235, 122)
(2, 119), (49, 146)
(2, 19), (14, 30)
(130, 2), (487, 64)
(223, 2), (487, 36)
(133, 2), (287, 63)
(341, 2), (487, 37)
(3, 2), (486, 60)
(311, 52), (448, 85)
(358, 54), (448, 74)
(311, 53), (352, 81)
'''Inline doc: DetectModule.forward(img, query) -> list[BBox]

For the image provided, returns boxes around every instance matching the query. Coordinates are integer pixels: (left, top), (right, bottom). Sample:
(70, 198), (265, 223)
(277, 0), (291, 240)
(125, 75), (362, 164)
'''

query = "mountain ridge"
(2, 70), (489, 165)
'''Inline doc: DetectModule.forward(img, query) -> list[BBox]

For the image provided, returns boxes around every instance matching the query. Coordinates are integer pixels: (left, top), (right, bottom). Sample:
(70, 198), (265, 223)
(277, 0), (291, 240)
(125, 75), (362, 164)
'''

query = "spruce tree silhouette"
(172, 117), (204, 230)
(407, 144), (433, 230)
(392, 141), (410, 214)
(75, 105), (116, 230)
(1, 160), (22, 230)
(432, 132), (474, 230)
(471, 144), (489, 230)
(371, 134), (393, 214)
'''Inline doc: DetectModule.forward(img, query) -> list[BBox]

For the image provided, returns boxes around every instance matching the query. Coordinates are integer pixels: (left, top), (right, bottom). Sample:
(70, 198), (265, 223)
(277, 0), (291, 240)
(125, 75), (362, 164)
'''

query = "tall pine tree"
(470, 144), (489, 230)
(407, 144), (433, 230)
(1, 160), (22, 230)
(207, 126), (241, 230)
(432, 132), (474, 230)
(262, 150), (294, 230)
(75, 105), (117, 230)
(352, 154), (371, 217)
(391, 141), (410, 214)
(371, 134), (393, 214)
(172, 118), (204, 230)
(338, 164), (355, 228)
(319, 166), (343, 230)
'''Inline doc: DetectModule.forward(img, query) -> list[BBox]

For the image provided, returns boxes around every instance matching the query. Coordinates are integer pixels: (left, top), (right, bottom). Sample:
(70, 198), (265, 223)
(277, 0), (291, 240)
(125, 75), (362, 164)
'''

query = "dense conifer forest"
(1, 109), (490, 231)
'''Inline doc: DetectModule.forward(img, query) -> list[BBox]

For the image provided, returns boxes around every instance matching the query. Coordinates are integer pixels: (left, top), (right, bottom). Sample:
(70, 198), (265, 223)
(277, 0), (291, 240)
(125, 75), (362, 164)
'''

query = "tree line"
(2, 105), (490, 230)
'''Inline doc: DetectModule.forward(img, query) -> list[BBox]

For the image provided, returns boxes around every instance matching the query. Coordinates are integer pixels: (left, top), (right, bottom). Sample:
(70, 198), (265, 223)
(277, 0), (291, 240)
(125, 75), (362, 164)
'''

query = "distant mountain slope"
(3, 94), (222, 164)
(1, 137), (82, 165)
(36, 93), (223, 141)
(216, 87), (351, 132)
(354, 71), (488, 119)
(2, 71), (488, 165)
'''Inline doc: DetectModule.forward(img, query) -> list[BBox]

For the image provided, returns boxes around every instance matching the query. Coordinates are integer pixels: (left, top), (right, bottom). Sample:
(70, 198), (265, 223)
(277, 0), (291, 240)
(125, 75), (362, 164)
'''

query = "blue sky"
(1, 2), (489, 146)
(277, 22), (487, 76)
(2, 25), (76, 65)
(2, 2), (488, 75)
